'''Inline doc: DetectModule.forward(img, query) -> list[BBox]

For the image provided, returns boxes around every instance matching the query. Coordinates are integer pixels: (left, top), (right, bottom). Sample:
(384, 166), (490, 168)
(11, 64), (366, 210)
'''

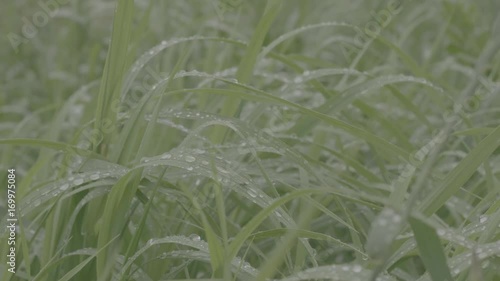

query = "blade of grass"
(213, 0), (282, 143)
(93, 0), (134, 154)
(420, 124), (500, 216)
(409, 215), (453, 281)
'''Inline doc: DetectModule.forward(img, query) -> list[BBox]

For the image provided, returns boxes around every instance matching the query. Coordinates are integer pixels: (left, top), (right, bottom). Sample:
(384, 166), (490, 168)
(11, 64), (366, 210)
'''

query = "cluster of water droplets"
(20, 169), (124, 217)
(276, 264), (395, 281)
(123, 36), (221, 100)
(259, 22), (355, 61)
(445, 240), (500, 278)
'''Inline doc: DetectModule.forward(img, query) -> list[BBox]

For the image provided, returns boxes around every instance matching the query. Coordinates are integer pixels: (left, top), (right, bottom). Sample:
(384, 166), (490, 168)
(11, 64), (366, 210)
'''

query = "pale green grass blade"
(96, 171), (140, 280)
(229, 188), (331, 260)
(58, 236), (119, 281)
(93, 0), (135, 154)
(420, 124), (500, 215)
(215, 0), (282, 142)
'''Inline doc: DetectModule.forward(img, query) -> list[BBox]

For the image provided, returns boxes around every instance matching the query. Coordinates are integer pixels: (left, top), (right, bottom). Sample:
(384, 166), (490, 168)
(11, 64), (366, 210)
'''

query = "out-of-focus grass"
(1, 0), (500, 280)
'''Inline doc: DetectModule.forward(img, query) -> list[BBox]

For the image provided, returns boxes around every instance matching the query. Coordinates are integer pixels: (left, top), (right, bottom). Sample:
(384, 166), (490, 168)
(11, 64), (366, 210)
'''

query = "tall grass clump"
(1, 0), (500, 280)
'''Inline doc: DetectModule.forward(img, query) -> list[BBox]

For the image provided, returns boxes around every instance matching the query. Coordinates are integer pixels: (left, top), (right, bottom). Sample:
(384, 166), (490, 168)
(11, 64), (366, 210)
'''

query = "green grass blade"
(93, 0), (135, 154)
(409, 215), (453, 281)
(420, 124), (500, 216)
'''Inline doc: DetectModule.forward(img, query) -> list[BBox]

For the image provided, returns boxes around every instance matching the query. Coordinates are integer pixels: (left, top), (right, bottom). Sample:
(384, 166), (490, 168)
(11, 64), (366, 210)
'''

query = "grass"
(1, 0), (500, 280)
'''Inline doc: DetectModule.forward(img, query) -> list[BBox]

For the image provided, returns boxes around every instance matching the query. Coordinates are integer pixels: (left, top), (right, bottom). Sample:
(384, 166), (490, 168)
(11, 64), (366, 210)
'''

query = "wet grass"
(1, 0), (500, 280)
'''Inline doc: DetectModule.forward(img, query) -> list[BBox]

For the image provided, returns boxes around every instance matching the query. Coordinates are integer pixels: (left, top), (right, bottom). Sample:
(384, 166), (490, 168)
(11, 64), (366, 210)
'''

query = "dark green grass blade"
(409, 215), (453, 281)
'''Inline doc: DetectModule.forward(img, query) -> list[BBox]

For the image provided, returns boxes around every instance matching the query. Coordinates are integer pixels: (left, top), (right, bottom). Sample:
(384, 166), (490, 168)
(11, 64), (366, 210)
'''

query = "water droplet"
(480, 215), (488, 223)
(60, 183), (69, 191)
(201, 160), (209, 165)
(161, 153), (171, 159)
(217, 167), (228, 174)
(248, 189), (257, 198)
(185, 155), (196, 162)
(352, 265), (362, 273)
(90, 173), (100, 180)
(187, 167), (193, 171)
(189, 234), (201, 241)
(74, 178), (84, 185)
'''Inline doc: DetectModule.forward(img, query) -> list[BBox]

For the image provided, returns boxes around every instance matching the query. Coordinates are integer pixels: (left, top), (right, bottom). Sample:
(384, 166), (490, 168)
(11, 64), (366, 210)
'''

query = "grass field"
(1, 0), (500, 280)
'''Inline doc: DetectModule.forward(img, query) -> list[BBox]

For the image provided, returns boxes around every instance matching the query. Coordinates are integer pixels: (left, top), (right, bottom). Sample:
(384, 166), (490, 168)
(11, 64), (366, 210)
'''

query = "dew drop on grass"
(161, 153), (171, 159)
(193, 148), (205, 154)
(217, 167), (228, 174)
(187, 167), (193, 171)
(480, 215), (488, 223)
(248, 189), (257, 198)
(90, 173), (100, 180)
(60, 183), (69, 191)
(201, 160), (209, 165)
(33, 199), (41, 207)
(74, 178), (84, 185)
(189, 234), (201, 241)
(242, 262), (251, 269)
(185, 155), (196, 162)
(311, 249), (317, 257)
(294, 76), (303, 83)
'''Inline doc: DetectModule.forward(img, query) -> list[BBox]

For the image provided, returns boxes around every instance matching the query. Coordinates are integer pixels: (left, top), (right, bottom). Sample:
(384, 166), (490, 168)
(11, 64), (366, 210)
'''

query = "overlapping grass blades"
(1, 1), (499, 280)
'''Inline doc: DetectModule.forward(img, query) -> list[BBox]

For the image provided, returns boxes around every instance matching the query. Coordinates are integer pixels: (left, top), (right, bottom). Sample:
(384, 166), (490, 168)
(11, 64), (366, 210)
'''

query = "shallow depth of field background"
(1, 0), (500, 280)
